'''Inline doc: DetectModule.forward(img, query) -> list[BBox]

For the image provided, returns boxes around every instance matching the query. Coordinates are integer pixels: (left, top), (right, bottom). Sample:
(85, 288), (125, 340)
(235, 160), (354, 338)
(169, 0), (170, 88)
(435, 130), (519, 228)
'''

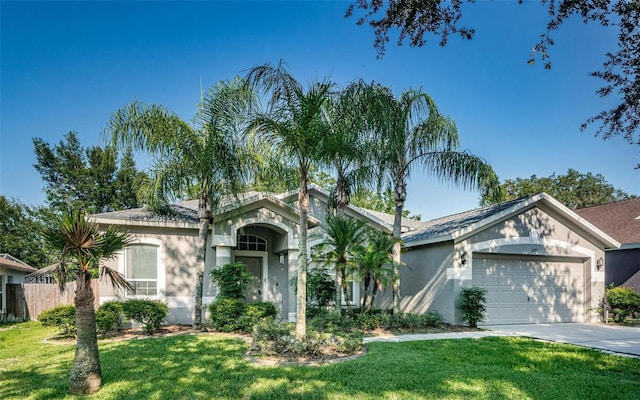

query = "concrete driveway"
(485, 323), (640, 357)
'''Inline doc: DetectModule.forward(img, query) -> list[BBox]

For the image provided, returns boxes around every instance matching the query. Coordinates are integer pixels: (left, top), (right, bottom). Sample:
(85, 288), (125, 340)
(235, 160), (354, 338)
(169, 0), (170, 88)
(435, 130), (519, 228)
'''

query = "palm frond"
(100, 265), (135, 292)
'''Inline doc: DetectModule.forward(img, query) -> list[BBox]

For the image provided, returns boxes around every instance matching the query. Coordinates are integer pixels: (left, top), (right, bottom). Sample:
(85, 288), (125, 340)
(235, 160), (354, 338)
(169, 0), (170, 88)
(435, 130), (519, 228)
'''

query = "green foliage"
(241, 302), (278, 331)
(481, 168), (635, 208)
(121, 299), (168, 334)
(96, 301), (124, 334)
(33, 132), (147, 214)
(0, 196), (55, 268)
(606, 285), (640, 322)
(352, 189), (421, 220)
(38, 305), (76, 337)
(306, 268), (337, 308)
(208, 298), (246, 332)
(459, 286), (488, 328)
(210, 262), (253, 300)
(250, 319), (363, 361)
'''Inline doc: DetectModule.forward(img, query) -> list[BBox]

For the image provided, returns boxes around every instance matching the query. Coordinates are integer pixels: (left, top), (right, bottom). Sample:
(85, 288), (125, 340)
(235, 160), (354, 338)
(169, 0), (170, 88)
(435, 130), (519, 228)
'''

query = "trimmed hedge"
(38, 305), (76, 337)
(122, 299), (169, 334)
(96, 301), (125, 334)
(606, 286), (640, 322)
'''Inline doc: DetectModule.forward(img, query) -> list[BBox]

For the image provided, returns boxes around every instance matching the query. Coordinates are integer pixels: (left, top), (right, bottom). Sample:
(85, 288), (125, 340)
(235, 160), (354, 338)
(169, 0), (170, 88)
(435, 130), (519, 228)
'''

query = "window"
(125, 244), (158, 296)
(237, 234), (267, 251)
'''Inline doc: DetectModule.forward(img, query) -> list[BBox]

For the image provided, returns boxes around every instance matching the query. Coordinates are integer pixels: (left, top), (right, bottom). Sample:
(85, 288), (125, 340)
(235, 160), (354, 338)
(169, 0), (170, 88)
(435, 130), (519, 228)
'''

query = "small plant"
(606, 285), (640, 322)
(38, 305), (76, 337)
(458, 286), (487, 328)
(210, 262), (253, 300)
(122, 299), (168, 334)
(209, 298), (246, 332)
(96, 301), (124, 334)
(241, 302), (278, 332)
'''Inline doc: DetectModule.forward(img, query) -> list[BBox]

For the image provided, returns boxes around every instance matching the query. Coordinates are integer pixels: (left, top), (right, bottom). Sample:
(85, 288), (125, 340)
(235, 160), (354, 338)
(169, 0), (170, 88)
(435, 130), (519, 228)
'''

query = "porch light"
(279, 252), (286, 264)
(461, 251), (468, 265)
(596, 257), (604, 270)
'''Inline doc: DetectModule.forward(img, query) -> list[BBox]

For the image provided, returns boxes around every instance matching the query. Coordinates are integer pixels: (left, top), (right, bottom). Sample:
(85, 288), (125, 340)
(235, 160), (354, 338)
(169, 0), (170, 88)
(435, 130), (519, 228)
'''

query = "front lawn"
(1, 322), (639, 399)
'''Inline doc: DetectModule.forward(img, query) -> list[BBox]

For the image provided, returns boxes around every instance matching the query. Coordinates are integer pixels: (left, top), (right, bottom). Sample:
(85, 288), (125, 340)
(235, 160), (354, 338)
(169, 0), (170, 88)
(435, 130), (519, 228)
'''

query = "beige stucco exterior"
(95, 191), (618, 326)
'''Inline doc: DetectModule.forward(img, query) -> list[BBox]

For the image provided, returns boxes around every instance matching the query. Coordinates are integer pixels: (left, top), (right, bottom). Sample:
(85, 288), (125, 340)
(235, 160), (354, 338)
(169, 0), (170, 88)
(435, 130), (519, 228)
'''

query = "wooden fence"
(5, 281), (99, 322)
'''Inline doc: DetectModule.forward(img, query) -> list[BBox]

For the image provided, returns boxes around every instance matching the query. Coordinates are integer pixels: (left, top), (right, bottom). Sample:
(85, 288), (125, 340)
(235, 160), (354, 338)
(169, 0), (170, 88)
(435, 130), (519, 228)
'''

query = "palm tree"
(321, 80), (383, 216)
(246, 60), (334, 338)
(353, 229), (395, 310)
(106, 78), (253, 329)
(36, 208), (132, 395)
(316, 215), (368, 312)
(376, 88), (498, 313)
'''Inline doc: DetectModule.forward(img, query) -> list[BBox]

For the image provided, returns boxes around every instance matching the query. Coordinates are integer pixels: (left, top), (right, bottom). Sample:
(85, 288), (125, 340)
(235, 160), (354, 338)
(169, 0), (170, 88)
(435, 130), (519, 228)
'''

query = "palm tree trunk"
(70, 271), (101, 395)
(392, 177), (406, 314)
(296, 173), (309, 339)
(362, 274), (370, 310)
(370, 280), (379, 310)
(334, 267), (343, 313)
(334, 173), (350, 217)
(193, 216), (209, 330)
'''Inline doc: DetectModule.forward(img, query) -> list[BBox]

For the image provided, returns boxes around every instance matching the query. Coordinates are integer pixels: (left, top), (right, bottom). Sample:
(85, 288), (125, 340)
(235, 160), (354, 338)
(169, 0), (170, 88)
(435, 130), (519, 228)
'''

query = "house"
(0, 254), (37, 320)
(93, 188), (619, 326)
(575, 198), (640, 293)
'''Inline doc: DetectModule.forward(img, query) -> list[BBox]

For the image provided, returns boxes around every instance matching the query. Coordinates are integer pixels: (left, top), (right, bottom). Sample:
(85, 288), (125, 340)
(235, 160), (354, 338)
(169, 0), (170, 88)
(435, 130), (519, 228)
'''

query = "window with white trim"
(237, 234), (267, 251)
(125, 244), (158, 296)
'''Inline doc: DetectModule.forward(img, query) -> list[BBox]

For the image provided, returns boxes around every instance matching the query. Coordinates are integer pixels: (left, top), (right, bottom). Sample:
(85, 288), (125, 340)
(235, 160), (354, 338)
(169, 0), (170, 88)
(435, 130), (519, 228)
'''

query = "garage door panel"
(472, 258), (584, 325)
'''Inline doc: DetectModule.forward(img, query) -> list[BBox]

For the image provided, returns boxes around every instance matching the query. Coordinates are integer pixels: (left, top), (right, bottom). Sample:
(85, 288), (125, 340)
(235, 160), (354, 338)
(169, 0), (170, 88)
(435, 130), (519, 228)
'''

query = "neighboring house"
(93, 188), (619, 326)
(0, 254), (37, 319)
(575, 198), (640, 293)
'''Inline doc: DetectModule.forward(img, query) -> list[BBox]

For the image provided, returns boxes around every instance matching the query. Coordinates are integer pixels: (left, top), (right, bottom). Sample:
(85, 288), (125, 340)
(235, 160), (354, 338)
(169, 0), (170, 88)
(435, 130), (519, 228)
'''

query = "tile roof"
(92, 192), (266, 224)
(403, 196), (532, 243)
(0, 254), (37, 273)
(575, 198), (640, 245)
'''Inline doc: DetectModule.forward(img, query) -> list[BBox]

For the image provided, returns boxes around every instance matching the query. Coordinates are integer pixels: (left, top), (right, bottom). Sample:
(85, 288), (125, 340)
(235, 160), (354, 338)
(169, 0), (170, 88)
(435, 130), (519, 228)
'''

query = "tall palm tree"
(316, 215), (368, 311)
(106, 78), (253, 329)
(246, 60), (333, 338)
(321, 80), (383, 216)
(35, 208), (132, 395)
(376, 88), (498, 313)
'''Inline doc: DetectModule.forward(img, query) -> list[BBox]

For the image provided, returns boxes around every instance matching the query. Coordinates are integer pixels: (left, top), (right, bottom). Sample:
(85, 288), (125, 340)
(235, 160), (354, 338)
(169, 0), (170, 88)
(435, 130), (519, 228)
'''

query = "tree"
(0, 196), (54, 268)
(351, 188), (421, 220)
(315, 215), (368, 311)
(35, 208), (132, 394)
(480, 168), (636, 209)
(321, 80), (382, 216)
(33, 132), (147, 213)
(346, 0), (640, 153)
(246, 60), (334, 338)
(375, 87), (497, 313)
(106, 78), (253, 329)
(353, 228), (394, 310)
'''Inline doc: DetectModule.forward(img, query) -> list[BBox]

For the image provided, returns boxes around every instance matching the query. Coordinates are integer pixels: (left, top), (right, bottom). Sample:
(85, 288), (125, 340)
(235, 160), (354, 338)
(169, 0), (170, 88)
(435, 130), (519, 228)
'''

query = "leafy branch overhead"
(346, 0), (640, 150)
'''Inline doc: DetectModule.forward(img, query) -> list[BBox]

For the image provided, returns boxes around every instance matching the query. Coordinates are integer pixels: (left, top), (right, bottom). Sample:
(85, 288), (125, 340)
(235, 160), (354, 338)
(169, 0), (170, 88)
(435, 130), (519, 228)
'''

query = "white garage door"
(472, 257), (585, 325)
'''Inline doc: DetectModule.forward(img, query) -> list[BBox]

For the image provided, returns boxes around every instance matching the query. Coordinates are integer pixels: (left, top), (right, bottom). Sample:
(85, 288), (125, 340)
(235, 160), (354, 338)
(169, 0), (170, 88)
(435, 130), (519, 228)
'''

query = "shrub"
(210, 262), (252, 300)
(458, 286), (487, 328)
(250, 319), (362, 361)
(122, 299), (168, 334)
(606, 286), (640, 322)
(309, 309), (354, 333)
(96, 301), (124, 334)
(209, 298), (246, 332)
(241, 302), (278, 332)
(38, 305), (76, 337)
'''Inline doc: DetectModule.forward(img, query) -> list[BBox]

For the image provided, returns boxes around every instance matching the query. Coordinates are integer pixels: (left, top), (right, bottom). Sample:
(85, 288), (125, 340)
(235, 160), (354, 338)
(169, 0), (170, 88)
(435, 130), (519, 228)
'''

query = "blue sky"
(1, 1), (638, 221)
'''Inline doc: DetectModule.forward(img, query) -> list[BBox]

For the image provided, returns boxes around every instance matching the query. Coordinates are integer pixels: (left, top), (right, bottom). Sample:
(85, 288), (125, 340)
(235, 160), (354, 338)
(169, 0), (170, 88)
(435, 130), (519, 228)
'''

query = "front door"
(236, 256), (262, 303)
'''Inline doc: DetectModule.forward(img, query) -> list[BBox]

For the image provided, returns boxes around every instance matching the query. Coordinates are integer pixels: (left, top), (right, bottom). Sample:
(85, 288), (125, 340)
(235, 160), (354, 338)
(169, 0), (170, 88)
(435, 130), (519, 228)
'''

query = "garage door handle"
(527, 296), (530, 302)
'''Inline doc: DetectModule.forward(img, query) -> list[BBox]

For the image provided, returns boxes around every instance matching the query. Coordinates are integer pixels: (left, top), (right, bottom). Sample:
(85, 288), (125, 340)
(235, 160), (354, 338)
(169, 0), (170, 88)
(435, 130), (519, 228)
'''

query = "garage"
(472, 255), (586, 324)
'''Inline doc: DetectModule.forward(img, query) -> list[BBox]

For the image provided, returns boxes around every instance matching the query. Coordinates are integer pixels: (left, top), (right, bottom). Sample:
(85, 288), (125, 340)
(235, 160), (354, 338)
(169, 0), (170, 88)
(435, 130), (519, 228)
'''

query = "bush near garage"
(606, 285), (640, 322)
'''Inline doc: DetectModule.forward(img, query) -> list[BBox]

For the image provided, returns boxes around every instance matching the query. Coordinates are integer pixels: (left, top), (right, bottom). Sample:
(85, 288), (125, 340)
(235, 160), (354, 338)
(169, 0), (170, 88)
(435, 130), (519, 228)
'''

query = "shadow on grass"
(3, 329), (640, 399)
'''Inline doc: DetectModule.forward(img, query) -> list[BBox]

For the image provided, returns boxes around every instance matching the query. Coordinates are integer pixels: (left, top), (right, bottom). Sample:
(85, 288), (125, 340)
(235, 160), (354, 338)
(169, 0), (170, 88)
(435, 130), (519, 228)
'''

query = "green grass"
(2, 322), (639, 399)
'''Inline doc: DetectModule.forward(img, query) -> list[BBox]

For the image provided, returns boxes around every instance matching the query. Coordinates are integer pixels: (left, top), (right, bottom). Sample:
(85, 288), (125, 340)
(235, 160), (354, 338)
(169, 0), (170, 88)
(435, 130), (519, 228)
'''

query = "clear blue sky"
(1, 1), (638, 220)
